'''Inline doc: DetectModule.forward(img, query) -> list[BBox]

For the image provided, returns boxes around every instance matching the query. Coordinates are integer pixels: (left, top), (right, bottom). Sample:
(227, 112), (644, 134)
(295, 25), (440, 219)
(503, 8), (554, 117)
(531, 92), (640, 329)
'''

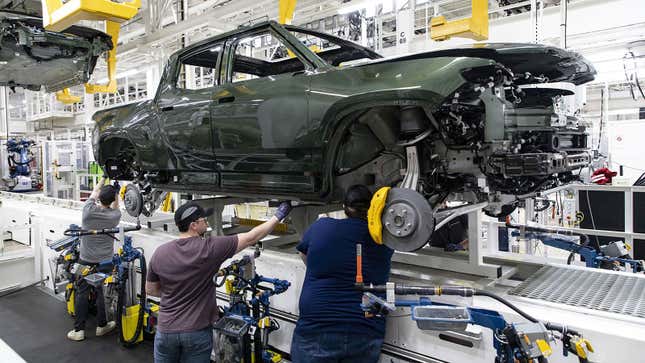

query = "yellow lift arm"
(278, 0), (297, 24)
(430, 0), (488, 41)
(55, 87), (81, 104)
(42, 0), (141, 102)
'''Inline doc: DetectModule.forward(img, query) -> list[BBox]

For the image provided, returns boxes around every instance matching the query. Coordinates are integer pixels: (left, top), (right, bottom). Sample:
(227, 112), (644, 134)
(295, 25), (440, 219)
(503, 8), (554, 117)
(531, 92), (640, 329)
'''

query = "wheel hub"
(380, 188), (434, 252)
(383, 202), (418, 238)
(123, 184), (143, 217)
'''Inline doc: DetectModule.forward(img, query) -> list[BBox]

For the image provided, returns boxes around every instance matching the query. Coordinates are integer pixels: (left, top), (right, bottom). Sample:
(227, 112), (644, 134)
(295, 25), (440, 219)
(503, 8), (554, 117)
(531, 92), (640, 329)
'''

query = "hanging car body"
(0, 10), (112, 92)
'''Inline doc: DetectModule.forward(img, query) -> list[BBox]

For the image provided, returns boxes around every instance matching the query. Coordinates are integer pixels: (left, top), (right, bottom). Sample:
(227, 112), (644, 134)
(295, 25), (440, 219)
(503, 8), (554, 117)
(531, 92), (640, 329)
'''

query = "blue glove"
(444, 243), (465, 252)
(274, 201), (292, 221)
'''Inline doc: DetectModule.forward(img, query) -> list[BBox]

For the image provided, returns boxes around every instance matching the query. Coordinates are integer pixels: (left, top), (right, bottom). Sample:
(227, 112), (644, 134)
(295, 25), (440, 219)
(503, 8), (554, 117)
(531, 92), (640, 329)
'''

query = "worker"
(67, 176), (121, 341)
(145, 200), (292, 363)
(291, 185), (394, 363)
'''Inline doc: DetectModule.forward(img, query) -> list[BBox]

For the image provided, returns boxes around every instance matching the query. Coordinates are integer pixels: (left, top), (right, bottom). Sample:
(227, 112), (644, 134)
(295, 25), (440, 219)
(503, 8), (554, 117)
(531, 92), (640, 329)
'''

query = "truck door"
(155, 43), (224, 187)
(211, 27), (315, 195)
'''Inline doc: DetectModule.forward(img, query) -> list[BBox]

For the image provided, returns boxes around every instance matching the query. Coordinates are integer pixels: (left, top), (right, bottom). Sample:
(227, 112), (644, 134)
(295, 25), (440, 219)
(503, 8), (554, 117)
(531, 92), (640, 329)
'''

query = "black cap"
(98, 185), (117, 206)
(343, 185), (372, 210)
(174, 202), (214, 228)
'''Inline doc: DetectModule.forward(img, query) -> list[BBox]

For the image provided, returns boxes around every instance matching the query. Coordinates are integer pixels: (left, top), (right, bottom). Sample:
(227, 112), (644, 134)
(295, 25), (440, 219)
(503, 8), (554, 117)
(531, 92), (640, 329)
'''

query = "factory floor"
(0, 286), (154, 362)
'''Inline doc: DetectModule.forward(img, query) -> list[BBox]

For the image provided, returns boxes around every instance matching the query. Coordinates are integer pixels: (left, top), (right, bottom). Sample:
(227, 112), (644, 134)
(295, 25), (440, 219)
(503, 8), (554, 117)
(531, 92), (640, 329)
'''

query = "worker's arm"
(235, 202), (292, 253)
(145, 281), (161, 297)
(89, 176), (107, 200)
(299, 252), (307, 265)
(236, 216), (280, 253)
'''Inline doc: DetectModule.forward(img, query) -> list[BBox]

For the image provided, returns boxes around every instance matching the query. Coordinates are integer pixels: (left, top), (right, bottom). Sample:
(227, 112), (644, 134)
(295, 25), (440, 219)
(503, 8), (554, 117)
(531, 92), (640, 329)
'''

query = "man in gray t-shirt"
(67, 176), (122, 342)
(146, 201), (292, 363)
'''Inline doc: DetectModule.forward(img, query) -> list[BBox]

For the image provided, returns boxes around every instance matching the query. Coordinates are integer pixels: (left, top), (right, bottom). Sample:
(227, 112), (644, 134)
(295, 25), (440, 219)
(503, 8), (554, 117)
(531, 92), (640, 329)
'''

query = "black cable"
(544, 321), (580, 337)
(474, 289), (538, 323)
(64, 225), (141, 236)
(625, 51), (645, 99)
(583, 191), (601, 250)
(623, 52), (637, 100)
(634, 172), (645, 186)
(8, 155), (34, 166)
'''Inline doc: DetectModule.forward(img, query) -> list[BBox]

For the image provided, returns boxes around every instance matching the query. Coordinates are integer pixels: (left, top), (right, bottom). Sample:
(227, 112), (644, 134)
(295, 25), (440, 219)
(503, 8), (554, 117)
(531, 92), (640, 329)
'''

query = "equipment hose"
(473, 289), (538, 323)
(116, 254), (147, 347)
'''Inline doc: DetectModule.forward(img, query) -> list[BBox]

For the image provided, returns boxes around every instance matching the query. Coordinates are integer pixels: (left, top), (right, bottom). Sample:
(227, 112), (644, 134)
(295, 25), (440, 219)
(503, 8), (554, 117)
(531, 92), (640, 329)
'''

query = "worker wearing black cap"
(67, 176), (121, 342)
(145, 200), (292, 363)
(291, 185), (394, 363)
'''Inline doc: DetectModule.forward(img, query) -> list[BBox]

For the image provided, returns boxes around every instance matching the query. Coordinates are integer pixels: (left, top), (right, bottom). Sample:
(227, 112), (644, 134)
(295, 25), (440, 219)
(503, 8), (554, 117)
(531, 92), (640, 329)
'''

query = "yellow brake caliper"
(368, 187), (391, 244)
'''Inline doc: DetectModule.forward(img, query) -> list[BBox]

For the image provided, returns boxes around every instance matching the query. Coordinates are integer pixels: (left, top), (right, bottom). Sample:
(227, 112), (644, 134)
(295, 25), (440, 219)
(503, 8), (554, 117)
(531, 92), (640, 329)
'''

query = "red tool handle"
(356, 243), (363, 284)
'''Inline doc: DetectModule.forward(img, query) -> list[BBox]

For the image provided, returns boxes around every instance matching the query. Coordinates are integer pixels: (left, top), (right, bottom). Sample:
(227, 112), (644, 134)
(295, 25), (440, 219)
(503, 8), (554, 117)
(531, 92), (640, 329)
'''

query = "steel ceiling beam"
(117, 0), (329, 53)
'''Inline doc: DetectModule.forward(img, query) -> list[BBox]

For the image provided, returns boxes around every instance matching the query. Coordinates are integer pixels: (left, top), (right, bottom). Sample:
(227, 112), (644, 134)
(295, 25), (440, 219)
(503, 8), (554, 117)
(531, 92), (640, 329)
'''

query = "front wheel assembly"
(368, 187), (434, 252)
(123, 183), (166, 218)
(123, 184), (144, 217)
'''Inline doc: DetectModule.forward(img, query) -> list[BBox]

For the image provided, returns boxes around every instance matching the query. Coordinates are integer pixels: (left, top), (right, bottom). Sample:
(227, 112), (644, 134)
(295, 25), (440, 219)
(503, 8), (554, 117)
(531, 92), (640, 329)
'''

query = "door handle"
(160, 105), (174, 112)
(217, 96), (235, 104)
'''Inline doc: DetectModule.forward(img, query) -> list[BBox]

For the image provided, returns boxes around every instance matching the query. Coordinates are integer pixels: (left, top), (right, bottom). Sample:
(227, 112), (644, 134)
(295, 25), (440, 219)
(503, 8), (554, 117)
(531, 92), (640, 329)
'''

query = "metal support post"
(530, 0), (544, 43)
(193, 196), (257, 236)
(624, 188), (634, 256)
(279, 203), (342, 246)
(601, 83), (609, 157)
(1, 86), (8, 138)
(468, 209), (483, 267)
(0, 226), (5, 254)
(192, 196), (253, 236)
(360, 12), (367, 47)
(560, 0), (567, 48)
(29, 213), (42, 283)
(524, 198), (535, 255)
(485, 216), (499, 254)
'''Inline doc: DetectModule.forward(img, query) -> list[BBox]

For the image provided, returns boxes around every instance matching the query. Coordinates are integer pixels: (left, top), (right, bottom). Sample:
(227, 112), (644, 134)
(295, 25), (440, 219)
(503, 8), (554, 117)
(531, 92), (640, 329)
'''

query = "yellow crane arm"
(278, 0), (297, 24)
(42, 0), (140, 31)
(55, 88), (81, 104)
(430, 0), (488, 41)
(85, 20), (120, 94)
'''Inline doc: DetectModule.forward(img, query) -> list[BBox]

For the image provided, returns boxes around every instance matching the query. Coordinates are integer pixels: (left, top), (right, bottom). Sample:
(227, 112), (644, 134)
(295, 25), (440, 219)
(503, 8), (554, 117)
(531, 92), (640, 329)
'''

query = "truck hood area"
(0, 11), (112, 92)
(368, 43), (596, 85)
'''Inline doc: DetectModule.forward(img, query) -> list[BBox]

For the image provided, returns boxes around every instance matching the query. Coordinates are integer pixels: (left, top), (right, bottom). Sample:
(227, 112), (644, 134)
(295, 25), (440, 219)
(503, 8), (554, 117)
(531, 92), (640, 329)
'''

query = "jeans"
(290, 328), (384, 363)
(74, 262), (111, 331)
(154, 327), (213, 363)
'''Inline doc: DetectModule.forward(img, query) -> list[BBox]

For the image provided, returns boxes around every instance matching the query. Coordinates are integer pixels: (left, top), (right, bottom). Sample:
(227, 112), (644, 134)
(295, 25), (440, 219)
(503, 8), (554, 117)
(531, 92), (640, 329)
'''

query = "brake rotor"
(123, 183), (143, 217)
(380, 188), (434, 252)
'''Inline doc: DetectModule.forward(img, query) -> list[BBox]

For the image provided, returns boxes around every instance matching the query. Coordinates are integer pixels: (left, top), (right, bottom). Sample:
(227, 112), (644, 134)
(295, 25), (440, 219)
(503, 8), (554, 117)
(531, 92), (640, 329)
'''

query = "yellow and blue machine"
(213, 248), (290, 363)
(49, 223), (157, 347)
